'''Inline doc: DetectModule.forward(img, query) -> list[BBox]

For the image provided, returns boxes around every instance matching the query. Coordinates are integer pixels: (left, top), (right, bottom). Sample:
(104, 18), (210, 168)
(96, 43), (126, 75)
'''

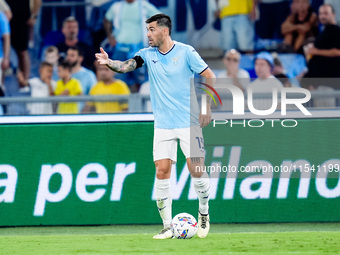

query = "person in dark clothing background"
(5, 0), (41, 88)
(281, 0), (318, 53)
(304, 3), (340, 83)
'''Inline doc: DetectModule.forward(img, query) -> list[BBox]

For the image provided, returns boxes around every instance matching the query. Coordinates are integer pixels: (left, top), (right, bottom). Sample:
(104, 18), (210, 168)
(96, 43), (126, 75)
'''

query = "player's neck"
(103, 78), (114, 85)
(62, 76), (71, 84)
(259, 74), (272, 80)
(72, 64), (82, 73)
(65, 38), (78, 46)
(158, 38), (174, 54)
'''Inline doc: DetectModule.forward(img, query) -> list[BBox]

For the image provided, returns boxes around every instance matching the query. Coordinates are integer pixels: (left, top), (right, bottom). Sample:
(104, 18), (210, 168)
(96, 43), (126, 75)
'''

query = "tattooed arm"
(95, 47), (137, 73)
(106, 59), (137, 73)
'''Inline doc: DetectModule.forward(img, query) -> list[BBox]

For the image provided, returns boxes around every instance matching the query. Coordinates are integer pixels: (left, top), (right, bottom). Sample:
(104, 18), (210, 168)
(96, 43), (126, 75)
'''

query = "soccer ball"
(172, 213), (198, 239)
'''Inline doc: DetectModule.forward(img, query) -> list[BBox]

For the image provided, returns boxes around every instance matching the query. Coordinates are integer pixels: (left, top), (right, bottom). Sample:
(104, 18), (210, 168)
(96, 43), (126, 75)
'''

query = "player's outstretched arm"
(95, 47), (137, 74)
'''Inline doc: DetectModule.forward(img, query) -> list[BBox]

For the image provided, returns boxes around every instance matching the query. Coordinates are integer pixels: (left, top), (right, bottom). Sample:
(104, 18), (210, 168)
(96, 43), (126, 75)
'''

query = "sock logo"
(158, 206), (166, 211)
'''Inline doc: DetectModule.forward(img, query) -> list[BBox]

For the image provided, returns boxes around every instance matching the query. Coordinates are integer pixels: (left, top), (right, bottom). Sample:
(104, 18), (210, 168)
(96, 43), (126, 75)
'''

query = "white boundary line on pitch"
(0, 109), (340, 124)
(0, 114), (155, 124)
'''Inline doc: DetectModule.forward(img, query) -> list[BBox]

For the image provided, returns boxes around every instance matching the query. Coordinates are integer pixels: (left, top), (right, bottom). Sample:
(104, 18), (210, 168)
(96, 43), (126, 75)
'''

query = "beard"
(148, 38), (160, 48)
(68, 60), (78, 68)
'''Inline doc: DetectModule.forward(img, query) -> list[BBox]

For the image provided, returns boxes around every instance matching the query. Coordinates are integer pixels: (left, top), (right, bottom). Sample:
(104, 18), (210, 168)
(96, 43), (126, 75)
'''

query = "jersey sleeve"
(0, 12), (10, 36)
(0, 0), (10, 12)
(186, 46), (208, 74)
(145, 2), (161, 17)
(133, 48), (147, 69)
(105, 2), (117, 21)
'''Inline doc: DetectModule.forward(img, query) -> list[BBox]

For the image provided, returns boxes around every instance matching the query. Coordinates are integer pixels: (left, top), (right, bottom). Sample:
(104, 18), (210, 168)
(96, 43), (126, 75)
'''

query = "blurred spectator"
(325, 0), (340, 24)
(139, 80), (151, 112)
(304, 4), (340, 82)
(0, 10), (10, 83)
(216, 49), (250, 112)
(271, 52), (292, 87)
(27, 62), (55, 115)
(56, 16), (95, 70)
(0, 82), (3, 114)
(281, 0), (318, 53)
(6, 0), (41, 87)
(216, 0), (256, 52)
(217, 49), (250, 91)
(104, 0), (160, 92)
(54, 60), (82, 114)
(43, 46), (59, 82)
(312, 84), (336, 107)
(0, 9), (10, 115)
(89, 0), (115, 54)
(256, 0), (291, 39)
(66, 46), (97, 111)
(249, 51), (283, 110)
(0, 0), (11, 21)
(311, 0), (324, 13)
(66, 46), (97, 95)
(302, 4), (340, 107)
(83, 64), (130, 113)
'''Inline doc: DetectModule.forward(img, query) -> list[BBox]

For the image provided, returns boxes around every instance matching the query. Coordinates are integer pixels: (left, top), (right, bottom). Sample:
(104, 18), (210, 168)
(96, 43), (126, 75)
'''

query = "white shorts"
(153, 126), (205, 163)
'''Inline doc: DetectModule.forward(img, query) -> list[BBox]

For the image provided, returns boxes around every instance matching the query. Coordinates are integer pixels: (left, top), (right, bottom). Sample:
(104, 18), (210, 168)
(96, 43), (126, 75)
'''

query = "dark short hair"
(67, 45), (84, 57)
(320, 3), (336, 14)
(58, 59), (72, 70)
(44, 46), (58, 55)
(40, 61), (53, 69)
(146, 14), (172, 35)
(62, 16), (78, 27)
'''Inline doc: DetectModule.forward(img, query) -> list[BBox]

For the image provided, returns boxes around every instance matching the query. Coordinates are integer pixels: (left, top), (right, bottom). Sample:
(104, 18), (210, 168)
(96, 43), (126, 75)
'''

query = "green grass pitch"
(0, 223), (339, 254)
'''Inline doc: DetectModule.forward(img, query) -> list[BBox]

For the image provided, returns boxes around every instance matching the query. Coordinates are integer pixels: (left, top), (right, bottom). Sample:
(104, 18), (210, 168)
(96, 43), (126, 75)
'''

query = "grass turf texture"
(0, 223), (339, 254)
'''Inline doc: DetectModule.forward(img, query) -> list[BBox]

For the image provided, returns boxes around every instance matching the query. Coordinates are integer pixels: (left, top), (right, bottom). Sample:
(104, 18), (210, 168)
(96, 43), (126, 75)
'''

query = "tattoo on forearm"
(106, 59), (137, 73)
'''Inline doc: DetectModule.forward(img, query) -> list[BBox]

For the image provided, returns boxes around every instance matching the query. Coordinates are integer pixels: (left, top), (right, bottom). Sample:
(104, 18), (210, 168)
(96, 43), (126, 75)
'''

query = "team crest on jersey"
(171, 56), (180, 65)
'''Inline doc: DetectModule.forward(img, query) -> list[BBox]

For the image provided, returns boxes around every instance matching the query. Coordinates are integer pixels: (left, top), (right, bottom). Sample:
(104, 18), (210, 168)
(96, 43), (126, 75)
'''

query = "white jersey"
(28, 78), (56, 115)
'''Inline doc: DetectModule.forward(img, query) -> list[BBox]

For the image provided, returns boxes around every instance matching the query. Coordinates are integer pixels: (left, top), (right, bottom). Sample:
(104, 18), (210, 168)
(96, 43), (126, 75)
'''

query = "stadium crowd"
(0, 0), (340, 115)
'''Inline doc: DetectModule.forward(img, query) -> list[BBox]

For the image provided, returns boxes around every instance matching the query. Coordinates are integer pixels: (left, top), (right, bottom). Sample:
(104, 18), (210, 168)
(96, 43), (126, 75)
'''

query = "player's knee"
(156, 169), (170, 180)
(156, 167), (171, 179)
(155, 160), (171, 179)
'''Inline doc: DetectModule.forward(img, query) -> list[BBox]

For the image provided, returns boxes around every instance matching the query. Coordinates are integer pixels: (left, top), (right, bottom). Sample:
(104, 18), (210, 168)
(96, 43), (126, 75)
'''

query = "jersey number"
(195, 137), (204, 149)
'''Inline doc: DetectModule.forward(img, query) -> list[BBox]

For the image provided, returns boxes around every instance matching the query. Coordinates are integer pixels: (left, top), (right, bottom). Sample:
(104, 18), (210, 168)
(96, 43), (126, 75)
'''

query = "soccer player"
(95, 13), (215, 239)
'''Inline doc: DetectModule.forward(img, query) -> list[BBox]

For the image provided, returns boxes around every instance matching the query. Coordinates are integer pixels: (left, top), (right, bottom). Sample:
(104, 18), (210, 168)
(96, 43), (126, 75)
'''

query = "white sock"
(192, 172), (210, 215)
(155, 178), (172, 228)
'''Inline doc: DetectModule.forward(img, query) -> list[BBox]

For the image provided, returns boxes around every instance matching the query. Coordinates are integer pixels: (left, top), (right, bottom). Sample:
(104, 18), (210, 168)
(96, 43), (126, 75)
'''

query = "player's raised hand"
(95, 47), (110, 65)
